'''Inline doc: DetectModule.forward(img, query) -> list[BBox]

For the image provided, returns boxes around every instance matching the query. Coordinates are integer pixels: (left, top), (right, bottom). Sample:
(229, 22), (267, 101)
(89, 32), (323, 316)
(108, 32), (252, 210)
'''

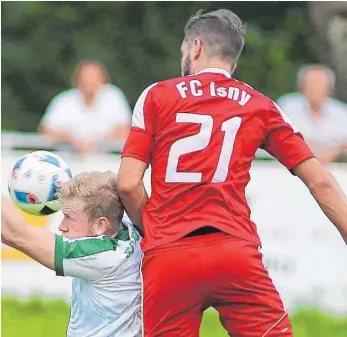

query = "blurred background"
(1, 1), (347, 337)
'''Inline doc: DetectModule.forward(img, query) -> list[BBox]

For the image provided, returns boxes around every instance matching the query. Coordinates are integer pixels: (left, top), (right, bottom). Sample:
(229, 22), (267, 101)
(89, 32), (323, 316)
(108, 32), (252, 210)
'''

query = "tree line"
(2, 1), (335, 132)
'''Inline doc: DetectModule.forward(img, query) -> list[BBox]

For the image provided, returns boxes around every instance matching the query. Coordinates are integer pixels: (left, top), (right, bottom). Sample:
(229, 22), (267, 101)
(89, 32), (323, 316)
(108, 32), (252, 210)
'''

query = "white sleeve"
(109, 86), (132, 126)
(335, 109), (347, 145)
(276, 95), (294, 115)
(40, 93), (69, 131)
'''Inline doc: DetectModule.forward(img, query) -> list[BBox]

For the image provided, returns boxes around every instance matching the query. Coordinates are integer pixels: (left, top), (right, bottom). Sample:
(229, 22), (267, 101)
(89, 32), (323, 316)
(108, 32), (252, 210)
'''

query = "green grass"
(2, 297), (347, 337)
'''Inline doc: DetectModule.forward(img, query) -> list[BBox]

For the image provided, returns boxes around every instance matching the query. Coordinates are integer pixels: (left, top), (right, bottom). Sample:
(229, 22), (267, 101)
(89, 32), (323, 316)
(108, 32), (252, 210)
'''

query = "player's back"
(124, 68), (312, 252)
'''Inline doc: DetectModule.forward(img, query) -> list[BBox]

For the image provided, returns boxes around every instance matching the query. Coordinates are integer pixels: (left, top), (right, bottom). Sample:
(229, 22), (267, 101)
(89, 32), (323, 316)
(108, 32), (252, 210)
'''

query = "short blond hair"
(59, 171), (124, 228)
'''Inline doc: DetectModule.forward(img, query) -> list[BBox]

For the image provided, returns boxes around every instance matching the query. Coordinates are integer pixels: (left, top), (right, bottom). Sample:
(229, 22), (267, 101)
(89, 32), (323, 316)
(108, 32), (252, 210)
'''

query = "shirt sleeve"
(261, 99), (315, 171)
(122, 83), (158, 164)
(109, 86), (132, 125)
(40, 94), (69, 131)
(54, 235), (119, 281)
(334, 104), (347, 146)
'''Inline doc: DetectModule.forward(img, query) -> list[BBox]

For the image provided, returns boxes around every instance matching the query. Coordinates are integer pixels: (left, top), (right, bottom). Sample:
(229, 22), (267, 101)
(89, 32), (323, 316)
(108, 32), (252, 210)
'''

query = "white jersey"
(54, 219), (142, 337)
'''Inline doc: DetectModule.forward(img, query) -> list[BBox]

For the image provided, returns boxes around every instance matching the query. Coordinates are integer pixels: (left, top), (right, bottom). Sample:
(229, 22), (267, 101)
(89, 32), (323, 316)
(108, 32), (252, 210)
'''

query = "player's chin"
(60, 232), (74, 239)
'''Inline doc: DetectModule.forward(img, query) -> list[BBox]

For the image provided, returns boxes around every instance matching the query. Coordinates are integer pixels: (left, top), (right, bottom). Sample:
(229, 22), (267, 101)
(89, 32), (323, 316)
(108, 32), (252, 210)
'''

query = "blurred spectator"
(38, 60), (131, 154)
(277, 65), (347, 165)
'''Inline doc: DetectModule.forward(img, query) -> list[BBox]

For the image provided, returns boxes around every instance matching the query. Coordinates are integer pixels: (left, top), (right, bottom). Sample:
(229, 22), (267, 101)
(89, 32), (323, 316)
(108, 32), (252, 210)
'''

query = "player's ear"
(95, 217), (108, 236)
(192, 38), (203, 60)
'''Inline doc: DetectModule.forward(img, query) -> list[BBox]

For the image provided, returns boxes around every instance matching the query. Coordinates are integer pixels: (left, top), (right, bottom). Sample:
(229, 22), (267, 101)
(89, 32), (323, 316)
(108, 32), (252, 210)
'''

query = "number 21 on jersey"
(165, 113), (242, 183)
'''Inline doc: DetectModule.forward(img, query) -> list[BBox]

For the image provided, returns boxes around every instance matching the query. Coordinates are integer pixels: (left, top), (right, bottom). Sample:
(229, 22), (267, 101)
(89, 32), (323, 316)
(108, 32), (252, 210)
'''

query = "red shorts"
(142, 232), (293, 337)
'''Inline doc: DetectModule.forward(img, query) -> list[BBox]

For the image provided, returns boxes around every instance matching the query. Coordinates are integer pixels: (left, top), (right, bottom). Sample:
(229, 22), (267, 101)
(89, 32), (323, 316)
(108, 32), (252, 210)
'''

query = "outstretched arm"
(293, 158), (347, 244)
(1, 197), (55, 269)
(262, 100), (347, 244)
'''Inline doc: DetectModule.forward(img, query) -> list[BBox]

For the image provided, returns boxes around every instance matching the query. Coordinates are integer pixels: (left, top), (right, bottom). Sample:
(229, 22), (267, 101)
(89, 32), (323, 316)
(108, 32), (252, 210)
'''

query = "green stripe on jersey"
(62, 228), (130, 260)
(55, 235), (64, 276)
(63, 236), (114, 259)
(54, 228), (130, 276)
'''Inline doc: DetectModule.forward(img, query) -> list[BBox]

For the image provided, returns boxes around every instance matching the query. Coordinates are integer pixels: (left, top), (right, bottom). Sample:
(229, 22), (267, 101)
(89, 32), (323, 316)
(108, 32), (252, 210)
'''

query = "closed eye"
(62, 211), (71, 220)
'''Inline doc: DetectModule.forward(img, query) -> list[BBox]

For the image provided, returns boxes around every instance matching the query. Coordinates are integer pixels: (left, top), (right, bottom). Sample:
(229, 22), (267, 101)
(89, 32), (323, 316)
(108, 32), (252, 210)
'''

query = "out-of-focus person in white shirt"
(39, 60), (131, 154)
(277, 64), (347, 165)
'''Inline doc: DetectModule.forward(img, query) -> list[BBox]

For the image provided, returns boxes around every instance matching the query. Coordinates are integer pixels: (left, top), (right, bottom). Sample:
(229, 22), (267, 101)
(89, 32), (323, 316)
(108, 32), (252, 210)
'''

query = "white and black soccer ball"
(8, 150), (72, 216)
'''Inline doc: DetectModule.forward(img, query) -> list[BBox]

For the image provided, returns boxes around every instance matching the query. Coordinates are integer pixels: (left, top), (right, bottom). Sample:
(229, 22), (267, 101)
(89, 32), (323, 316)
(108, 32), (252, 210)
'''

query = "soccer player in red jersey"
(117, 9), (347, 337)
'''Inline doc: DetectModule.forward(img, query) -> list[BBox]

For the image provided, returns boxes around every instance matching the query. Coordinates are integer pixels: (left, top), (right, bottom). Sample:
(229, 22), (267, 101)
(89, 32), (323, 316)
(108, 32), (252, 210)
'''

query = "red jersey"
(122, 68), (314, 252)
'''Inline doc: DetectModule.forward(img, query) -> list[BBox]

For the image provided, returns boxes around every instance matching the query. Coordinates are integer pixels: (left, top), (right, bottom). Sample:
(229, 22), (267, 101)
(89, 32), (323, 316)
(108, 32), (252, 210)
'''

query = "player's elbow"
(38, 124), (49, 135)
(117, 176), (141, 196)
(295, 158), (337, 193)
(2, 229), (20, 248)
(1, 221), (29, 250)
(307, 170), (336, 194)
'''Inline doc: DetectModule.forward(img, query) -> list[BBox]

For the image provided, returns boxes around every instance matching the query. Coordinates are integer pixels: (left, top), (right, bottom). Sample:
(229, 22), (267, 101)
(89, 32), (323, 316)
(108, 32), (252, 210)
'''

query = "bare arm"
(1, 197), (55, 269)
(315, 143), (347, 165)
(39, 124), (72, 143)
(103, 124), (130, 140)
(39, 125), (92, 154)
(293, 158), (347, 244)
(117, 157), (148, 232)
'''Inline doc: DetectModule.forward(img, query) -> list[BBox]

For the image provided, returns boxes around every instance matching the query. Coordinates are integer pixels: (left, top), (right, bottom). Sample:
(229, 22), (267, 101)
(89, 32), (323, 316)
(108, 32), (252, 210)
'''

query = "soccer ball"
(8, 150), (72, 216)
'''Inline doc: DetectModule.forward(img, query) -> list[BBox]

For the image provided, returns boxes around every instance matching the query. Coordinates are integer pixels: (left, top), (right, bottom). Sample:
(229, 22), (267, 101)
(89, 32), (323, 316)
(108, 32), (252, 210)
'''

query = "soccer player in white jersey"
(1, 171), (142, 337)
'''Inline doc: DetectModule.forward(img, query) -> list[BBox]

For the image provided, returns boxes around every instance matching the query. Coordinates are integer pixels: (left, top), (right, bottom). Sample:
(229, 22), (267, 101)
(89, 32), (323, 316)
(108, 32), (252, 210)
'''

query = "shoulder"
(276, 93), (304, 107)
(139, 75), (200, 97)
(132, 82), (160, 123)
(103, 84), (128, 100)
(46, 89), (78, 117)
(58, 235), (117, 260)
(232, 78), (271, 100)
(223, 78), (275, 110)
(136, 82), (160, 100)
(326, 97), (347, 116)
(50, 88), (77, 106)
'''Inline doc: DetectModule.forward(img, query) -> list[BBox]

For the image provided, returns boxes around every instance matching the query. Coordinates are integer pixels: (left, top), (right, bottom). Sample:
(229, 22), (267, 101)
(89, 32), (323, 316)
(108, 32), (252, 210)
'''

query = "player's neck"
(194, 59), (234, 76)
(107, 225), (121, 238)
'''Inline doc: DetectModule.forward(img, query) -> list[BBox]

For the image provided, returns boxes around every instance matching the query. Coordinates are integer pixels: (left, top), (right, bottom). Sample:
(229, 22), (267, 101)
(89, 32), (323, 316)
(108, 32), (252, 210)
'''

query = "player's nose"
(58, 222), (68, 232)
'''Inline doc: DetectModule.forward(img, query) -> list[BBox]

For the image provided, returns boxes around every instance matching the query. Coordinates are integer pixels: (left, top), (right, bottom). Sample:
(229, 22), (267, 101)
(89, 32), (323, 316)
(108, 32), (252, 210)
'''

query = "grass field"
(2, 297), (347, 337)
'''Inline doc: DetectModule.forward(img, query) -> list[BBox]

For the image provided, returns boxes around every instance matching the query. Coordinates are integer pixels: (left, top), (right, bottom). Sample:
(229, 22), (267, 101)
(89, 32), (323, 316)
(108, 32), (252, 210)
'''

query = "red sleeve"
(261, 100), (314, 171)
(122, 83), (158, 164)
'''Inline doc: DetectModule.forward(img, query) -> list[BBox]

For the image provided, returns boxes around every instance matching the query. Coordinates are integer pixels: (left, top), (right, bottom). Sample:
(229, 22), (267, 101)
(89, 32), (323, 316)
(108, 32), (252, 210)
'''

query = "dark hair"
(71, 60), (111, 87)
(184, 9), (245, 62)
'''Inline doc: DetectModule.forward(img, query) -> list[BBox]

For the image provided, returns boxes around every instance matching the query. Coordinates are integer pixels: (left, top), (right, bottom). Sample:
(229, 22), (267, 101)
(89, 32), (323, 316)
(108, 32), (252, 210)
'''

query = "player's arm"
(293, 158), (347, 244)
(103, 125), (130, 140)
(117, 158), (148, 232)
(262, 100), (347, 244)
(1, 197), (55, 269)
(39, 126), (92, 154)
(117, 83), (157, 231)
